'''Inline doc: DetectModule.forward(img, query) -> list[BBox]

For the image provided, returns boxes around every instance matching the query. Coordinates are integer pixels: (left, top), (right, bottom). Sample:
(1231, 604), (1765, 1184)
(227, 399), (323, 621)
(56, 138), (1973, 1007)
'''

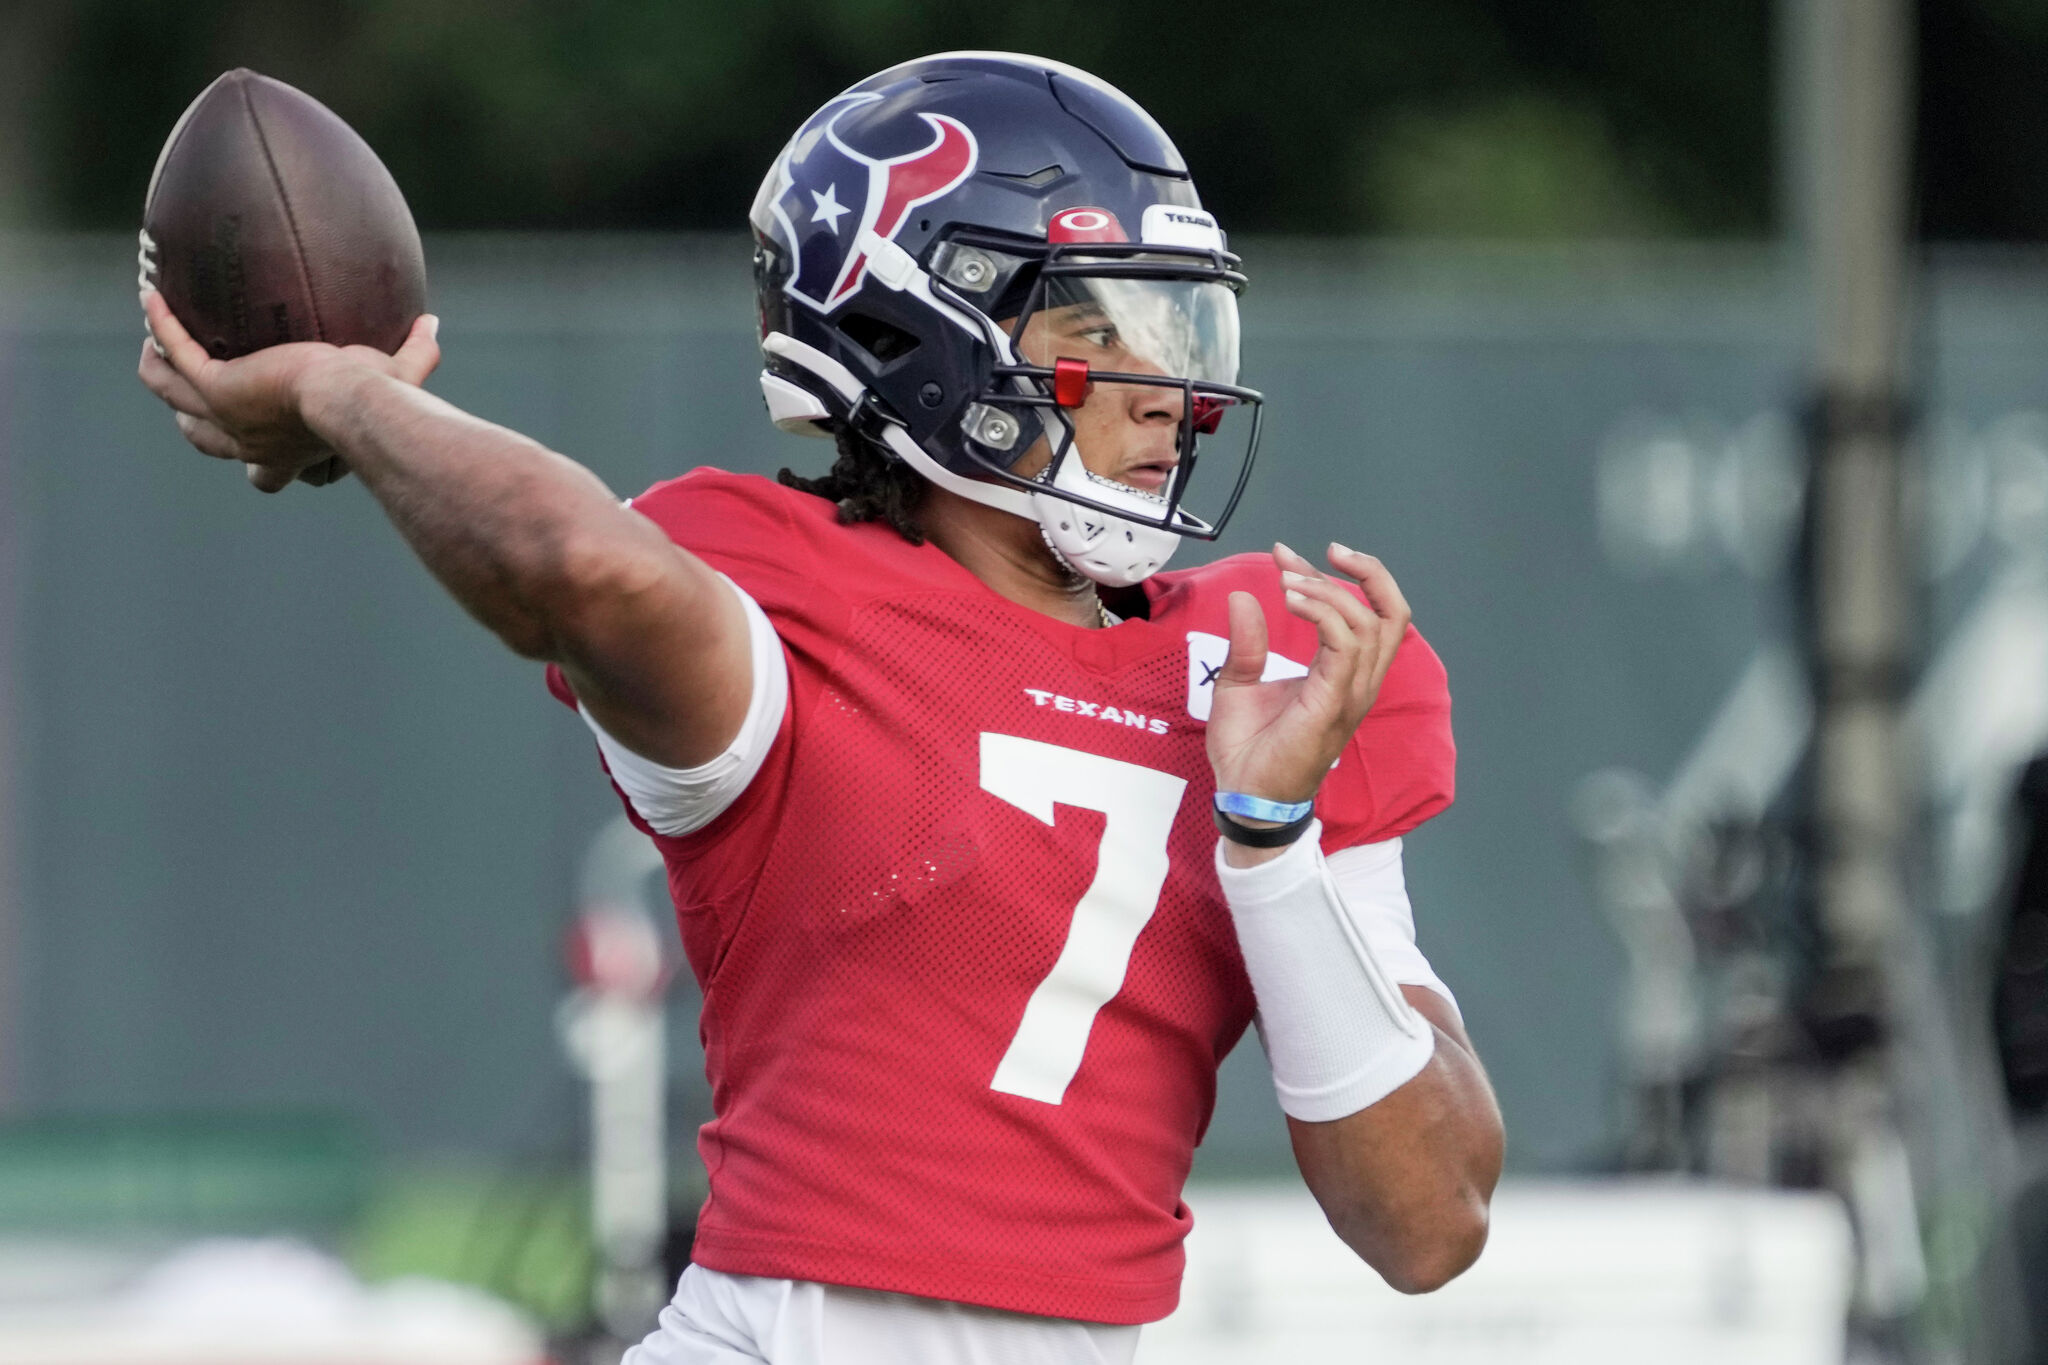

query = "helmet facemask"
(932, 240), (1264, 586)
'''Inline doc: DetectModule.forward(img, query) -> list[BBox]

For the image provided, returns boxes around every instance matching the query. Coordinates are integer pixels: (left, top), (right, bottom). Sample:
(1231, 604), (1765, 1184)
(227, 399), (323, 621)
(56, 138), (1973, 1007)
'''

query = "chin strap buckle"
(1053, 357), (1091, 408)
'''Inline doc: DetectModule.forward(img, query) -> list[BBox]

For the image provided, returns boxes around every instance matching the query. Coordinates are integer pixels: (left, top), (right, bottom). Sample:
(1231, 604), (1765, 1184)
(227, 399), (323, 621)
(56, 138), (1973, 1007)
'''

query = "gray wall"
(3, 234), (2041, 1176)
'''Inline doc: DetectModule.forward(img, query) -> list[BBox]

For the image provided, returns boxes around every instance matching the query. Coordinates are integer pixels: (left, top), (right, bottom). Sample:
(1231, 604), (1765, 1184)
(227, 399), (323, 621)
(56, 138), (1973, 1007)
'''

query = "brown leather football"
(140, 69), (427, 486)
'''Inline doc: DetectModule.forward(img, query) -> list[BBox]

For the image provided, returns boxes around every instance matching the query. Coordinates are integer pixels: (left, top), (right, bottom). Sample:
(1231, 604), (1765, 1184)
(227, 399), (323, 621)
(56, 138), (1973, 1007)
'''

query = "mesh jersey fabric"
(544, 469), (1456, 1325)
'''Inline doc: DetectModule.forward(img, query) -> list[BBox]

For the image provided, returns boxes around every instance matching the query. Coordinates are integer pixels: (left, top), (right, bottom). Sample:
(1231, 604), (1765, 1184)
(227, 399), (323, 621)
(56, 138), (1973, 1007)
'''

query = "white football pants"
(624, 1265), (1140, 1365)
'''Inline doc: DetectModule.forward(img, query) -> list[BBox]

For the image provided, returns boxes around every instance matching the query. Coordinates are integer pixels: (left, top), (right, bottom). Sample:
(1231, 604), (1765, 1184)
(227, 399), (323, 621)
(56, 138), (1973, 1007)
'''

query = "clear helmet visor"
(1027, 273), (1242, 386)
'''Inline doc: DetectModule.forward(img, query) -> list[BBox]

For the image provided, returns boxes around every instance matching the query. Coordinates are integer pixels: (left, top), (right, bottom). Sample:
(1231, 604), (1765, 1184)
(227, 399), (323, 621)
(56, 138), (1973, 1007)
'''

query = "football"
(140, 69), (426, 485)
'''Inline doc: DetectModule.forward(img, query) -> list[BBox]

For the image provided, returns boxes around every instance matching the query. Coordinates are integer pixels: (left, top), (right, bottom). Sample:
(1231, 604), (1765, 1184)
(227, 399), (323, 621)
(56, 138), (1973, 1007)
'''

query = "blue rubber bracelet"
(1213, 791), (1315, 824)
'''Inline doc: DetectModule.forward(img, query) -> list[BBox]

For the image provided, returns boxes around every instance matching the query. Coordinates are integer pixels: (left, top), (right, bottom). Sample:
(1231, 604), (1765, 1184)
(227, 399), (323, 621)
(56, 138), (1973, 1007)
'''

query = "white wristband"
(1216, 822), (1437, 1122)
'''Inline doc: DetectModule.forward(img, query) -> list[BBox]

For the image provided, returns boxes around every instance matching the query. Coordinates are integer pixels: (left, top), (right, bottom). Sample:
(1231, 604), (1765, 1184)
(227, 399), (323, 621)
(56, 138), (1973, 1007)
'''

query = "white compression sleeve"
(579, 574), (789, 837)
(1324, 838), (1460, 1021)
(1216, 822), (1438, 1122)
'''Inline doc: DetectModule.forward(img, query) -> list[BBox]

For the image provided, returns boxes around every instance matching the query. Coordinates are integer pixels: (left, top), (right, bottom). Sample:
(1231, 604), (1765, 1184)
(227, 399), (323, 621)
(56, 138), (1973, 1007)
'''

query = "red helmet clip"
(1053, 357), (1091, 408)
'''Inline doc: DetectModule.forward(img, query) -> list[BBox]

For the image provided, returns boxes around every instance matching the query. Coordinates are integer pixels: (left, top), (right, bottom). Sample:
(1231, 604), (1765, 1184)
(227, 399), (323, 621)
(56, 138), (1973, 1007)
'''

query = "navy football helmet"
(750, 52), (1262, 585)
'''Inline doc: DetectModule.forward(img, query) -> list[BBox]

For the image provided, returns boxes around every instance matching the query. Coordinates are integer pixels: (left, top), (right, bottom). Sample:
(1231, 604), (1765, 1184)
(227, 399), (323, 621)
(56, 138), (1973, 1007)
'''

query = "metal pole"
(0, 263), (18, 1113)
(1806, 0), (1913, 964)
(1797, 0), (1927, 1336)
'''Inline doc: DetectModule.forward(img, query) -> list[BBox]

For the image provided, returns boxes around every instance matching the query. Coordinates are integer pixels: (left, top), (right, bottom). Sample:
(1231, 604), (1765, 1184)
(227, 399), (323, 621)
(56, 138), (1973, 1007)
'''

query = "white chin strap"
(1031, 450), (1181, 587)
(760, 330), (1183, 587)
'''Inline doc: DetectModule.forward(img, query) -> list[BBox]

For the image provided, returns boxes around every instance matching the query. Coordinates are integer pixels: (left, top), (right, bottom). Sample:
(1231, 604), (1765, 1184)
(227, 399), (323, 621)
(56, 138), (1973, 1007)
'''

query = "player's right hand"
(1205, 541), (1411, 857)
(137, 289), (440, 492)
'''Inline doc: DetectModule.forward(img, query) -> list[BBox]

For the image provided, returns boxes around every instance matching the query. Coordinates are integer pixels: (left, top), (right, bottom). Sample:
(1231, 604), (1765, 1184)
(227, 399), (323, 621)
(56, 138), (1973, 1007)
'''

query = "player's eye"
(1069, 324), (1119, 350)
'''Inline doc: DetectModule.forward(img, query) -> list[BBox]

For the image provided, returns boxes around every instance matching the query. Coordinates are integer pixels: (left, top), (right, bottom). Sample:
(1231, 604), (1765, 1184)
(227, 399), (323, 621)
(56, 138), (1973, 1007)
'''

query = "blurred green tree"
(13, 0), (1783, 236)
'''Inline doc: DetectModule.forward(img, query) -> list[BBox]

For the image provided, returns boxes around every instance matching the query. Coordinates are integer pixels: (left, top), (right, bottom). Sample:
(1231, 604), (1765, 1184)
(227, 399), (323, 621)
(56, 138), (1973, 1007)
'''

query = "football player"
(138, 52), (1503, 1365)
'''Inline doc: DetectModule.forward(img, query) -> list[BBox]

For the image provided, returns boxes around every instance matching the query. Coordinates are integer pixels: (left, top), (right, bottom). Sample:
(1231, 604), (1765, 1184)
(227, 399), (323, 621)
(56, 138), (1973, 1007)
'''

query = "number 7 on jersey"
(979, 733), (1189, 1104)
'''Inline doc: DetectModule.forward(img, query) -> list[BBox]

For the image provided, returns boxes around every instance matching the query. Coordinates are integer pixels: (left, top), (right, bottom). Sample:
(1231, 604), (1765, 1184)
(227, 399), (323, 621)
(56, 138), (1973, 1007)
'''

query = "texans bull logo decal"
(757, 92), (978, 312)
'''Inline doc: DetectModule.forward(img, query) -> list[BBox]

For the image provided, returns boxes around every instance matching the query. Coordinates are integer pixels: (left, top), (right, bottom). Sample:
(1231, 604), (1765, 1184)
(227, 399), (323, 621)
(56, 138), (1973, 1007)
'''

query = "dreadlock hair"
(777, 424), (929, 544)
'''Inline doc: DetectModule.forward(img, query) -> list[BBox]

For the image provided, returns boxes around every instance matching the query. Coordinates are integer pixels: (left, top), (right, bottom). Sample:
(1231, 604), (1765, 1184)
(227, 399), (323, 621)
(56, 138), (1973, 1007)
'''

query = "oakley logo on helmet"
(758, 92), (979, 312)
(1048, 207), (1128, 244)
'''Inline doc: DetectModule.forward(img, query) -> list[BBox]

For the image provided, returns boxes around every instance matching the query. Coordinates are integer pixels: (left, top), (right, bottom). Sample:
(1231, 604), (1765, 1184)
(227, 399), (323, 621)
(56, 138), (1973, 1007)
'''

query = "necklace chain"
(1095, 594), (1114, 629)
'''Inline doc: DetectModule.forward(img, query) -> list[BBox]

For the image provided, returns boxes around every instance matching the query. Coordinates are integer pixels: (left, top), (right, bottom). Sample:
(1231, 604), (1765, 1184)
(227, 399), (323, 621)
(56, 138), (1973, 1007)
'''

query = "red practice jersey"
(546, 469), (1455, 1324)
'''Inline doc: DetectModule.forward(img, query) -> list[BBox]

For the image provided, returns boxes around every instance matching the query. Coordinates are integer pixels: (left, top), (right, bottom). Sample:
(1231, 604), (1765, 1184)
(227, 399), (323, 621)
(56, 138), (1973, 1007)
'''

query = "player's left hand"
(1206, 541), (1410, 810)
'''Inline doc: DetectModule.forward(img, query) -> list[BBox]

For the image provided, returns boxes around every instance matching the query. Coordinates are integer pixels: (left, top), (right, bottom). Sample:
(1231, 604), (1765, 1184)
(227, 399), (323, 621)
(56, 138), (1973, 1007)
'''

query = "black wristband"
(1213, 805), (1316, 848)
